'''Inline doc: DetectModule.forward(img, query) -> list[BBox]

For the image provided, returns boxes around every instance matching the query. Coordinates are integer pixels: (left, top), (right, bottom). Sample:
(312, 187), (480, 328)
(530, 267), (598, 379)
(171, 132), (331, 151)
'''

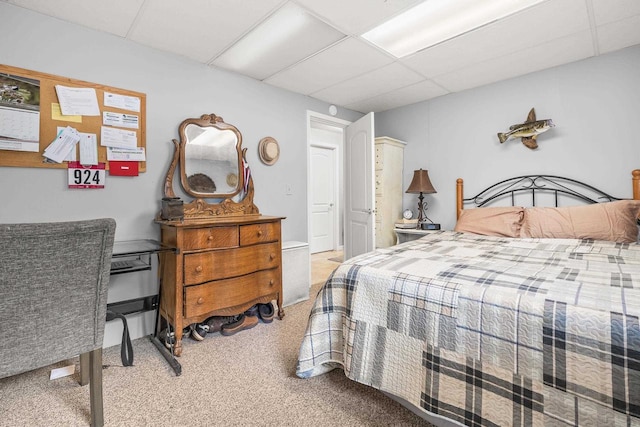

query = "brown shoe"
(205, 316), (235, 333)
(257, 303), (275, 323)
(221, 314), (258, 336)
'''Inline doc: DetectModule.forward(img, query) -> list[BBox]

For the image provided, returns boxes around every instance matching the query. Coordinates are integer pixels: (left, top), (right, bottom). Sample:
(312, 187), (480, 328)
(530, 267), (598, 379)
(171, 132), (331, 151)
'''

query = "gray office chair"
(0, 218), (116, 427)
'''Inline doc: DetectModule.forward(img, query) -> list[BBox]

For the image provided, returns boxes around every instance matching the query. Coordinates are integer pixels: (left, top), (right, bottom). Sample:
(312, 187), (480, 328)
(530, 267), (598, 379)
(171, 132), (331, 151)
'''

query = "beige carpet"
(0, 254), (433, 427)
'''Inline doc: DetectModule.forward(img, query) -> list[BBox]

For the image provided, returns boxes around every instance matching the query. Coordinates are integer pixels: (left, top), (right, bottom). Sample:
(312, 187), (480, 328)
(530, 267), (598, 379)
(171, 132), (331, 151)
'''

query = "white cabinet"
(375, 137), (406, 248)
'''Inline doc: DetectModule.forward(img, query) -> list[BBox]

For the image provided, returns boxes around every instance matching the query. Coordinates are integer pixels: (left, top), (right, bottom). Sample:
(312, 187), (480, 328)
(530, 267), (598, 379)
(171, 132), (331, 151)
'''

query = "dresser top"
(156, 214), (285, 228)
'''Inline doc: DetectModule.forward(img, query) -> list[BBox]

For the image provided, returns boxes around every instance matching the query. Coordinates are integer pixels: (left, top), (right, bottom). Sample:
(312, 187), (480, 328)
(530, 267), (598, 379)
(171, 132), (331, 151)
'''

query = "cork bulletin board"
(0, 64), (146, 172)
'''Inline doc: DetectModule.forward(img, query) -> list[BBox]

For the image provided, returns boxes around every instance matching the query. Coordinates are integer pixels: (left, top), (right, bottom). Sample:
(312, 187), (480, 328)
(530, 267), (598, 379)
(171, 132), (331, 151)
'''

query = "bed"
(297, 170), (640, 427)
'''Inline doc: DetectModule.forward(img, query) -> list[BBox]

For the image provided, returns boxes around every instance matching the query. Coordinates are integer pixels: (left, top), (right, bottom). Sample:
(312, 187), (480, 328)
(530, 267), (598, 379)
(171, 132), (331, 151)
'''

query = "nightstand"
(394, 227), (441, 244)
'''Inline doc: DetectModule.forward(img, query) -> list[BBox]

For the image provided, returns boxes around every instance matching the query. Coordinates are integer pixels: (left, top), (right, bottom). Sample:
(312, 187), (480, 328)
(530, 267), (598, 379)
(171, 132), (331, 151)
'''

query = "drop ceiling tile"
(212, 3), (345, 80)
(432, 31), (594, 93)
(345, 80), (448, 113)
(401, 0), (589, 78)
(265, 37), (394, 95)
(597, 15), (640, 54)
(294, 0), (423, 35)
(311, 62), (424, 106)
(6, 0), (144, 37)
(127, 0), (282, 63)
(591, 0), (640, 25)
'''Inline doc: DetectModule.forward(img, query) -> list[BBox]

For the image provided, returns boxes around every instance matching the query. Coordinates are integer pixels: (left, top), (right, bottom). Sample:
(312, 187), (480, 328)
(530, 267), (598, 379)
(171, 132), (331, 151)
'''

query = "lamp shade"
(406, 169), (436, 194)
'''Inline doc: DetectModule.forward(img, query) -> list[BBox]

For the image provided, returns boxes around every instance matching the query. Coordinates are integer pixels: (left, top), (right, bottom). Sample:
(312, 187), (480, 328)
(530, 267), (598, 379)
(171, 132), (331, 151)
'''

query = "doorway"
(307, 111), (349, 255)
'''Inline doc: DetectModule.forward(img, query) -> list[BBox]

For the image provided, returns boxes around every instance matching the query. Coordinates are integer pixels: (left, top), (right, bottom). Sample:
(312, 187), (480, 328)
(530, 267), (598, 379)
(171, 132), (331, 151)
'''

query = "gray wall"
(376, 45), (640, 231)
(0, 3), (361, 346)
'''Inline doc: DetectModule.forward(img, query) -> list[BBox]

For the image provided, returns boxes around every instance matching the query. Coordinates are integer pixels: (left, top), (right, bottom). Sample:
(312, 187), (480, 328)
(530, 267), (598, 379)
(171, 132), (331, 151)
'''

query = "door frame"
(306, 110), (351, 253)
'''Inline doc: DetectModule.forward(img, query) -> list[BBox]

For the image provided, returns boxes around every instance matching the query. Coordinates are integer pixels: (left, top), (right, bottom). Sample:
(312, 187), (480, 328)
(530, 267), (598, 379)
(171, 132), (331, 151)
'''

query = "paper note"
(107, 146), (146, 161)
(55, 85), (100, 116)
(56, 126), (77, 161)
(79, 133), (98, 165)
(103, 111), (139, 129)
(51, 102), (82, 123)
(100, 126), (137, 149)
(0, 139), (39, 152)
(104, 92), (140, 112)
(43, 126), (80, 163)
(0, 105), (40, 152)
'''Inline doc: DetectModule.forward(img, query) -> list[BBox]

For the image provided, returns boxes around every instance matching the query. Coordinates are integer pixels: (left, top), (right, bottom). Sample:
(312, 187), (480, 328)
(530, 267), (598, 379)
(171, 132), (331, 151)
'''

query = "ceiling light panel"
(212, 3), (345, 81)
(128, 0), (282, 63)
(6, 0), (144, 37)
(362, 0), (548, 58)
(295, 0), (423, 35)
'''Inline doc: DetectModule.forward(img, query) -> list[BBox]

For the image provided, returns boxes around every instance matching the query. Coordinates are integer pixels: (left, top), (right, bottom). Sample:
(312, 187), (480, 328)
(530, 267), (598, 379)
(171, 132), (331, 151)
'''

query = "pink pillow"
(454, 206), (524, 237)
(520, 200), (640, 243)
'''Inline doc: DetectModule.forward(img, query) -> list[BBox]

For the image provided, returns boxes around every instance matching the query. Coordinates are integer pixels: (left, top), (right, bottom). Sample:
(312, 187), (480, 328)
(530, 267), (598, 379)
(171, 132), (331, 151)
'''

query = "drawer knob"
(269, 253), (275, 260)
(197, 297), (204, 304)
(195, 265), (203, 273)
(257, 230), (263, 237)
(269, 279), (274, 286)
(207, 235), (214, 241)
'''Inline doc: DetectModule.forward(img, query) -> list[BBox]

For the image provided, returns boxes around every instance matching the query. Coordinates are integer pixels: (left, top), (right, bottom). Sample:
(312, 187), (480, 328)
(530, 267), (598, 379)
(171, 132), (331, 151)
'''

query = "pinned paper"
(104, 92), (140, 112)
(51, 103), (82, 123)
(43, 126), (80, 163)
(54, 85), (100, 116)
(103, 111), (138, 129)
(107, 146), (145, 161)
(100, 126), (137, 149)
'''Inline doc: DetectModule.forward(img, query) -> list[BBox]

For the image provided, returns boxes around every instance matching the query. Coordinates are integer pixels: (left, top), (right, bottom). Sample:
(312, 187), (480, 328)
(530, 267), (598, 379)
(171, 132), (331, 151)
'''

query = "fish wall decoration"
(497, 108), (554, 149)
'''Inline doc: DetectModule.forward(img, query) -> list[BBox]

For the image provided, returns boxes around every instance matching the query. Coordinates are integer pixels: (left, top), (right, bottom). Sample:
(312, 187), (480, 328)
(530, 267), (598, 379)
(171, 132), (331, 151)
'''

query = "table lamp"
(406, 169), (437, 229)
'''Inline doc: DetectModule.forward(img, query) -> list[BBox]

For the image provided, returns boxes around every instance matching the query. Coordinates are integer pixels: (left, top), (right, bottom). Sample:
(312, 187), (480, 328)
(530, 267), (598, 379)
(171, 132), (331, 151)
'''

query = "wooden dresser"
(156, 215), (284, 356)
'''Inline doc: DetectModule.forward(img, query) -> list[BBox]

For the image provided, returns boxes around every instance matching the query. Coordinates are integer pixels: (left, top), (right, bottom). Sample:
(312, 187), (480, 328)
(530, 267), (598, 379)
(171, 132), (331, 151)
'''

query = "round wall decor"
(258, 136), (280, 165)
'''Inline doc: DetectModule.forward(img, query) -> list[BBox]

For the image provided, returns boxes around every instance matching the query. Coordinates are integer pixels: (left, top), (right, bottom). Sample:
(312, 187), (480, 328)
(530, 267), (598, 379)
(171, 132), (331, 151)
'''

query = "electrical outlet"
(285, 184), (293, 195)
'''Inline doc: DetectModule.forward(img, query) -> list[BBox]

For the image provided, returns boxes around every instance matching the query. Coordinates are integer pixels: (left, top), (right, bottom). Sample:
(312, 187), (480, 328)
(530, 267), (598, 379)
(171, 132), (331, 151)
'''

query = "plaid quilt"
(297, 231), (640, 426)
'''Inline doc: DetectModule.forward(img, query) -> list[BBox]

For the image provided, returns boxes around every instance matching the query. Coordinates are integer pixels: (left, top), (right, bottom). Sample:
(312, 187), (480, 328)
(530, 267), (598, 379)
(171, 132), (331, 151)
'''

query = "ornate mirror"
(162, 114), (259, 220)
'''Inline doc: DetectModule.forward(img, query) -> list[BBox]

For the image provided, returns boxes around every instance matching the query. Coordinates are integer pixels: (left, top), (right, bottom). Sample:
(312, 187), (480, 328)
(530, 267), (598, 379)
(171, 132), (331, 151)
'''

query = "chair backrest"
(0, 218), (116, 378)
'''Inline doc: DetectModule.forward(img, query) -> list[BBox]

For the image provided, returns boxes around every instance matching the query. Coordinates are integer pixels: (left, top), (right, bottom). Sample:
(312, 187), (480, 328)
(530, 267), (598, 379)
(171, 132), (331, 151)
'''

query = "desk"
(107, 239), (180, 375)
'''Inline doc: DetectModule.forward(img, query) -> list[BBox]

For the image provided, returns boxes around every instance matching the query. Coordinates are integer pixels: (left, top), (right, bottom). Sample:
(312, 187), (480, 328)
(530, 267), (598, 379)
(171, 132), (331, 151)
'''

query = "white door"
(310, 145), (337, 253)
(344, 112), (374, 261)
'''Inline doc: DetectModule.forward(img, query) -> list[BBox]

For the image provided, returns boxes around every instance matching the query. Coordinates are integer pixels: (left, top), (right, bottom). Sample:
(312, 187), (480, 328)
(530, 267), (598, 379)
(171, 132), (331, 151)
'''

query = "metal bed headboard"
(456, 170), (640, 219)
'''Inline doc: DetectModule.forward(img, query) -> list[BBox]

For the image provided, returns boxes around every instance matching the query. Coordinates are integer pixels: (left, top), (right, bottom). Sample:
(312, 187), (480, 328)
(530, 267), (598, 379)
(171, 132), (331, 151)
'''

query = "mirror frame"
(162, 113), (259, 220)
(179, 114), (243, 198)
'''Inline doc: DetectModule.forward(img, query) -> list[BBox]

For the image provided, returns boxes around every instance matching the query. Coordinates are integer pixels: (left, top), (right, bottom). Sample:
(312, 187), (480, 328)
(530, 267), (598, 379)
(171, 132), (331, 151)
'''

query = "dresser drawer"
(182, 226), (238, 250)
(184, 269), (280, 318)
(184, 242), (280, 285)
(239, 222), (279, 246)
